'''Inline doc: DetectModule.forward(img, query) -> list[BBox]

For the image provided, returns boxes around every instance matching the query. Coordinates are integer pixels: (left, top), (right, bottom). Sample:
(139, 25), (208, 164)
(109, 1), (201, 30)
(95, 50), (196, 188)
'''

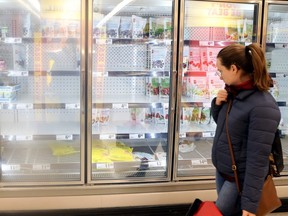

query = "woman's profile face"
(216, 58), (240, 86)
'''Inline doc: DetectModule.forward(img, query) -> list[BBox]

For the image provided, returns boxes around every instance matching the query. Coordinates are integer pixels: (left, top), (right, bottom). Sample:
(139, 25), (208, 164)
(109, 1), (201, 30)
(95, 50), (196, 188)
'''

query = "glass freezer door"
(175, 0), (261, 179)
(0, 0), (83, 185)
(263, 1), (288, 176)
(89, 0), (174, 183)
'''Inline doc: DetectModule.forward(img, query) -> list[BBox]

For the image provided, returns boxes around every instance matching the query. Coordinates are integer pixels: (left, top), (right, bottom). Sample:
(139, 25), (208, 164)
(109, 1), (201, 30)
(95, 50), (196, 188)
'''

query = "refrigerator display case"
(88, 0), (176, 183)
(174, 0), (262, 179)
(0, 0), (84, 185)
(1, 0), (288, 213)
(263, 0), (288, 174)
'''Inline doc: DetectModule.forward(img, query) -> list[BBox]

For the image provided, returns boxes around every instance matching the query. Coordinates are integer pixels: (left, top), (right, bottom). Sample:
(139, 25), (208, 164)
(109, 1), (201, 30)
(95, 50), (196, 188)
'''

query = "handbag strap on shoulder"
(225, 100), (242, 194)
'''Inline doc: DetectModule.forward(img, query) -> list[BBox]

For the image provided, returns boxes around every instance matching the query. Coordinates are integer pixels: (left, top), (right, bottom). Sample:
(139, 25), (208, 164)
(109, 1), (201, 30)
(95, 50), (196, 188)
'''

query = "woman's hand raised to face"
(215, 89), (228, 106)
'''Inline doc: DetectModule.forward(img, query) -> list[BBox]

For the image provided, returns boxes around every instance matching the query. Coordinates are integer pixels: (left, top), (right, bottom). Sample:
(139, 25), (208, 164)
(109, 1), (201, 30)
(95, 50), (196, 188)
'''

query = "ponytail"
(246, 44), (271, 91)
(217, 43), (271, 91)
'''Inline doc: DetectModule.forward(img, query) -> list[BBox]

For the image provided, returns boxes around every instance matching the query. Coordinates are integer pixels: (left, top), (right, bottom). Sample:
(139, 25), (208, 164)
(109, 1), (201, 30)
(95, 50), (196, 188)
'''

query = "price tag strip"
(16, 135), (33, 141)
(148, 160), (166, 168)
(8, 71), (29, 76)
(16, 103), (33, 109)
(191, 159), (208, 165)
(65, 103), (80, 109)
(96, 163), (114, 169)
(129, 133), (145, 139)
(56, 135), (73, 140)
(33, 164), (51, 171)
(100, 134), (116, 140)
(202, 131), (215, 138)
(2, 164), (21, 171)
(112, 103), (129, 109)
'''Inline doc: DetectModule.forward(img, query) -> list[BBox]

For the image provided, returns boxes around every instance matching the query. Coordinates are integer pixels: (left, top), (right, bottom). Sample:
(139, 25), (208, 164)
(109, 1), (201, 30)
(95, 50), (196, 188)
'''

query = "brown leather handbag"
(225, 100), (281, 216)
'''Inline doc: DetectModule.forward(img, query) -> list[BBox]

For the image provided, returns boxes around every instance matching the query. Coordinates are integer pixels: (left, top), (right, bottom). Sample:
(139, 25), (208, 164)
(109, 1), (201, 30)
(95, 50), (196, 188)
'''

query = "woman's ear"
(231, 64), (238, 72)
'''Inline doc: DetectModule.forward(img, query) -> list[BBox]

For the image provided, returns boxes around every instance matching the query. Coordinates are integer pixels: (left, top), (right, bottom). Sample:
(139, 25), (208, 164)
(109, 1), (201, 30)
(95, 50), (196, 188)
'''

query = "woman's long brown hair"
(217, 43), (271, 91)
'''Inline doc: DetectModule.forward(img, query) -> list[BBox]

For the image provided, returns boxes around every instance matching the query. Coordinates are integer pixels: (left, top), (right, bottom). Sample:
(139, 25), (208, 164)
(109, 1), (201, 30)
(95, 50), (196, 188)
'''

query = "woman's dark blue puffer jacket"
(211, 89), (281, 214)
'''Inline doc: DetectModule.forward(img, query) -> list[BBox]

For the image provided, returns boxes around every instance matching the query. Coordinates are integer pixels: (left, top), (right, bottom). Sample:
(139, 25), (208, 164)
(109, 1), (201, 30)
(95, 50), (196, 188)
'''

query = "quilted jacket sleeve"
(240, 105), (281, 213)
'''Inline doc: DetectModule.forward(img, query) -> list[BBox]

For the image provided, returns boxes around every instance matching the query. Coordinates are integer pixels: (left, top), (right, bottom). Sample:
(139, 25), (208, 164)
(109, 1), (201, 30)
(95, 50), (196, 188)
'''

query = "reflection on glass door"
(89, 0), (174, 183)
(263, 1), (288, 175)
(176, 0), (261, 179)
(0, 0), (82, 185)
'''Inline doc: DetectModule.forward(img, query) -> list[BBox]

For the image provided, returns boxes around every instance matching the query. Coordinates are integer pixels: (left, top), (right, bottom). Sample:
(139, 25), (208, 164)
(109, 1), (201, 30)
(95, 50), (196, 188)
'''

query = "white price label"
(96, 163), (114, 169)
(163, 103), (169, 108)
(100, 134), (116, 140)
(129, 133), (145, 139)
(179, 133), (186, 138)
(96, 39), (112, 44)
(112, 103), (128, 109)
(93, 72), (108, 77)
(16, 103), (33, 109)
(2, 164), (21, 171)
(16, 135), (33, 141)
(56, 135), (73, 140)
(65, 103), (80, 109)
(8, 71), (29, 76)
(202, 132), (215, 138)
(4, 37), (22, 43)
(199, 41), (214, 46)
(191, 159), (208, 165)
(148, 160), (166, 168)
(33, 164), (51, 170)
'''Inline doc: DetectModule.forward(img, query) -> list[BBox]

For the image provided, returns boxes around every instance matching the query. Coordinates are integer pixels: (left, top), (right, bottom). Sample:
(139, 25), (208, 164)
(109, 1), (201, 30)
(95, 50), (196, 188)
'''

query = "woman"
(211, 43), (281, 216)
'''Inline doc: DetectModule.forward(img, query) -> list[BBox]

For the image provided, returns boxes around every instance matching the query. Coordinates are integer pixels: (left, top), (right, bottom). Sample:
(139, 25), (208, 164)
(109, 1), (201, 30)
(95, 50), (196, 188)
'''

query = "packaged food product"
(149, 17), (157, 38)
(191, 107), (201, 124)
(49, 143), (79, 156)
(207, 72), (224, 100)
(182, 107), (193, 125)
(150, 46), (167, 71)
(179, 141), (196, 153)
(92, 109), (110, 126)
(23, 13), (31, 37)
(207, 47), (222, 72)
(106, 16), (120, 38)
(186, 76), (209, 100)
(144, 108), (153, 123)
(154, 107), (165, 124)
(0, 59), (6, 71)
(200, 47), (208, 71)
(119, 16), (132, 39)
(200, 107), (211, 124)
(132, 15), (147, 39)
(159, 77), (170, 97)
(0, 83), (20, 102)
(145, 77), (159, 96)
(93, 13), (106, 38)
(188, 47), (201, 71)
(133, 152), (155, 161)
(130, 108), (145, 124)
(0, 27), (8, 38)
